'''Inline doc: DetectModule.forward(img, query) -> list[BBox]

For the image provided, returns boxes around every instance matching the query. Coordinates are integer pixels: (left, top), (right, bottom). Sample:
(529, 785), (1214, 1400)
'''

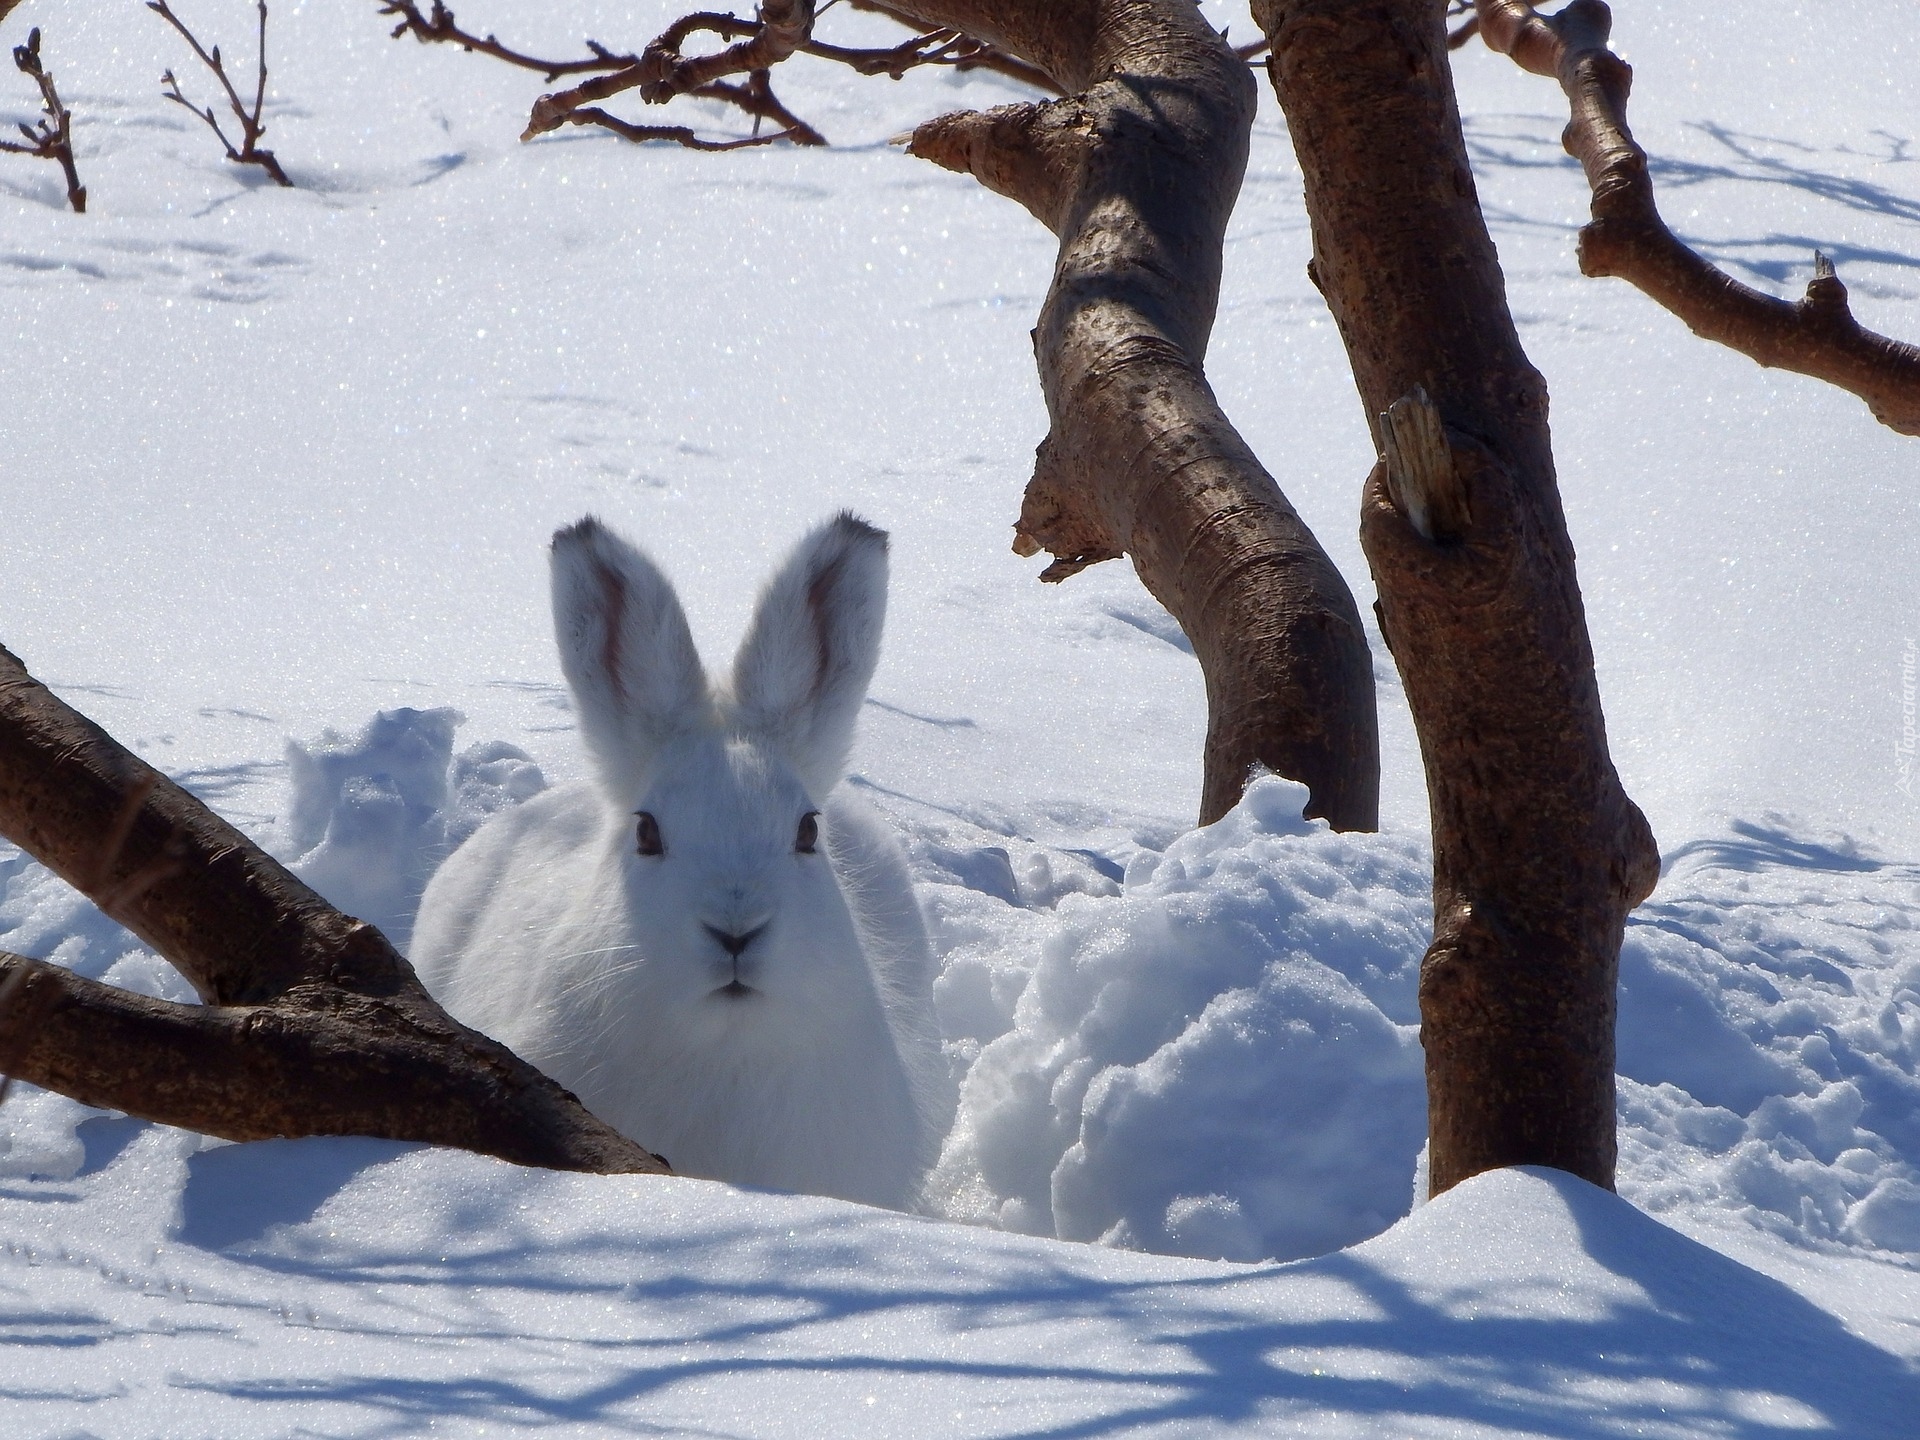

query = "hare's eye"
(635, 811), (664, 857)
(795, 811), (820, 855)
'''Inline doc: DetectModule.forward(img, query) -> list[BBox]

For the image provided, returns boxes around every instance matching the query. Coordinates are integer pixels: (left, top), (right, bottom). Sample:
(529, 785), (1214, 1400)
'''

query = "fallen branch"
(150, 0), (293, 188)
(0, 643), (667, 1174)
(0, 26), (85, 213)
(1475, 0), (1920, 435)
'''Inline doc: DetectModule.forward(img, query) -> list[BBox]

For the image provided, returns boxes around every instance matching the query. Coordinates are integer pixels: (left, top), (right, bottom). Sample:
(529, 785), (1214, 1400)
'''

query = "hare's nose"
(703, 923), (766, 958)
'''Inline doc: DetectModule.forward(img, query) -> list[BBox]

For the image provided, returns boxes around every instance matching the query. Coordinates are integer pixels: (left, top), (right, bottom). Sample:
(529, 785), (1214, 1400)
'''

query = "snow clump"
(923, 775), (1433, 1262)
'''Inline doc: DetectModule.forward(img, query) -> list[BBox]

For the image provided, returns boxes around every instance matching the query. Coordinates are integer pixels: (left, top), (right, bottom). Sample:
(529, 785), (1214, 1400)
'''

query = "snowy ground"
(2, 0), (1919, 1433)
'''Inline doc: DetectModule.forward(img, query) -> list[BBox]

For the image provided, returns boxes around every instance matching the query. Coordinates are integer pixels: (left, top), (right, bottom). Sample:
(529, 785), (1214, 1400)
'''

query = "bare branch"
(852, 1), (1067, 92)
(1446, 0), (1479, 49)
(525, 0), (817, 140)
(1475, 0), (1920, 435)
(0, 27), (85, 213)
(695, 71), (825, 146)
(0, 643), (667, 1174)
(387, 1), (1046, 153)
(378, 0), (636, 82)
(552, 105), (804, 151)
(0, 961), (28, 1110)
(149, 0), (293, 187)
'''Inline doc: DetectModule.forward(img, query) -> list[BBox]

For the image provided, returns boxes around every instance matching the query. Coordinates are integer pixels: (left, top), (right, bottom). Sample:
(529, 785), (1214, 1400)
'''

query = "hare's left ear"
(730, 512), (887, 799)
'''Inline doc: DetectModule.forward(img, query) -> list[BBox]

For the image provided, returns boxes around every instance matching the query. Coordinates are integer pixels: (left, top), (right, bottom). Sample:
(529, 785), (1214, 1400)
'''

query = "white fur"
(411, 515), (944, 1209)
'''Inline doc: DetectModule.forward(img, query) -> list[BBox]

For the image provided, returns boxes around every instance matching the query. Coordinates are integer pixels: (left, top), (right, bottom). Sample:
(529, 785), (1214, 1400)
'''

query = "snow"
(3, 1143), (1911, 1438)
(2, 0), (1920, 1431)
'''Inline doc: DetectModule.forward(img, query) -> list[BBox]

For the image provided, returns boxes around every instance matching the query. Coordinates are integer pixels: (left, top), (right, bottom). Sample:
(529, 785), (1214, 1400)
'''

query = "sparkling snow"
(2, 0), (1918, 1433)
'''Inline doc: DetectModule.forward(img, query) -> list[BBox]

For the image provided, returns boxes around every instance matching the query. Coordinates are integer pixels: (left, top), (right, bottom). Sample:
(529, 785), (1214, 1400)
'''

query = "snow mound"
(914, 784), (1920, 1270)
(285, 707), (545, 946)
(924, 776), (1432, 1261)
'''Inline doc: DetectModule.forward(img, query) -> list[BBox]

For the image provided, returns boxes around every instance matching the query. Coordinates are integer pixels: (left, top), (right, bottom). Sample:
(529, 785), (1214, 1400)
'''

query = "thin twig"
(695, 71), (825, 146)
(378, 0), (635, 82)
(149, 0), (293, 186)
(526, 0), (817, 139)
(843, 1), (1060, 93)
(0, 27), (85, 212)
(559, 106), (800, 151)
(384, 0), (1048, 152)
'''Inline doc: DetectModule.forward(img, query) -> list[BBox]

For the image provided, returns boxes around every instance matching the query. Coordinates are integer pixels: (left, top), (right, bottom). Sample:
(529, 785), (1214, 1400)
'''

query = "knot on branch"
(1012, 431), (1124, 582)
(906, 98), (1093, 234)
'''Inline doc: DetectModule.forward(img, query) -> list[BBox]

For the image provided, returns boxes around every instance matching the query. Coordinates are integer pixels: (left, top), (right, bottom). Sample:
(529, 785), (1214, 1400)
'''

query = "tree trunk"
(881, 0), (1379, 829)
(0, 644), (667, 1174)
(1254, 0), (1659, 1195)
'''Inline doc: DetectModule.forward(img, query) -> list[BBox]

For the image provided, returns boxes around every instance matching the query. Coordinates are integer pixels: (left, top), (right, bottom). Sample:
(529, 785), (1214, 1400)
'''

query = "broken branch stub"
(1474, 0), (1920, 436)
(0, 644), (666, 1174)
(1379, 387), (1471, 544)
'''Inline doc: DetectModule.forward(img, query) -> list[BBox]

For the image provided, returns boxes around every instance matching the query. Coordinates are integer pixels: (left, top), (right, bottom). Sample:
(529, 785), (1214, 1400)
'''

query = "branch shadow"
(1464, 112), (1920, 284)
(149, 1146), (1920, 1437)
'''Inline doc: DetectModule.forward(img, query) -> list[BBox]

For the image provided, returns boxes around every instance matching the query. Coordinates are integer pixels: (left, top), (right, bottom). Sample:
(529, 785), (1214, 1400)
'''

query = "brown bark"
(524, 0), (818, 141)
(1476, 0), (1920, 436)
(0, 644), (666, 1174)
(888, 0), (1379, 829)
(1256, 0), (1658, 1194)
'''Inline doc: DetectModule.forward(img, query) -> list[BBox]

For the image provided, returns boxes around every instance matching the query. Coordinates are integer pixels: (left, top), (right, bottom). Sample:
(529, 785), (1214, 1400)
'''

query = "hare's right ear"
(550, 517), (709, 794)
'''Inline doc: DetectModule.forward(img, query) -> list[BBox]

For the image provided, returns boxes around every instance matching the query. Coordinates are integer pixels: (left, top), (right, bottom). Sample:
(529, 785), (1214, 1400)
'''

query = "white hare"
(411, 514), (945, 1209)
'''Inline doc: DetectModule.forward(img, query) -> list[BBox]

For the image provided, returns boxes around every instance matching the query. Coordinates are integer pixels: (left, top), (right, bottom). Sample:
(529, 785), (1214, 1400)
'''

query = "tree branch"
(1475, 0), (1920, 435)
(550, 103), (806, 151)
(0, 644), (666, 1174)
(892, 0), (1381, 830)
(0, 27), (85, 213)
(378, 0), (637, 82)
(524, 0), (818, 140)
(150, 0), (292, 187)
(843, 2), (1062, 94)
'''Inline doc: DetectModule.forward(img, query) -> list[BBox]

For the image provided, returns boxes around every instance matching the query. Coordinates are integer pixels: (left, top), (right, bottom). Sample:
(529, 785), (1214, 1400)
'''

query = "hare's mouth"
(715, 979), (755, 999)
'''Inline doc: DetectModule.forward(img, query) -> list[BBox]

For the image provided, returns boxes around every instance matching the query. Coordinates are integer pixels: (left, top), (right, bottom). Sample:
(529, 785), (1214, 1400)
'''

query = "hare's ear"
(731, 512), (887, 799)
(551, 517), (709, 794)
